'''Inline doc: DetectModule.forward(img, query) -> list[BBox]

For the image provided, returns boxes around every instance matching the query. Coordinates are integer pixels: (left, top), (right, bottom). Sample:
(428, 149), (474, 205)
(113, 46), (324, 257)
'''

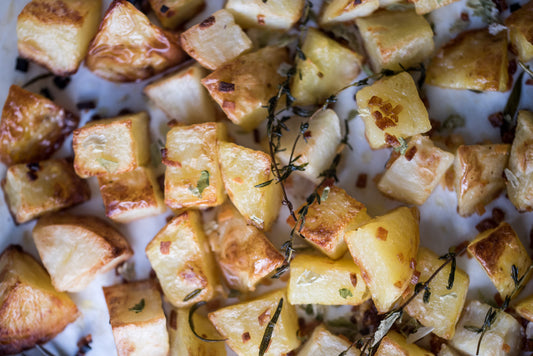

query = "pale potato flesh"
(375, 331), (434, 356)
(298, 324), (360, 356)
(149, 0), (205, 29)
(225, 0), (305, 30)
(505, 0), (533, 62)
(319, 0), (379, 25)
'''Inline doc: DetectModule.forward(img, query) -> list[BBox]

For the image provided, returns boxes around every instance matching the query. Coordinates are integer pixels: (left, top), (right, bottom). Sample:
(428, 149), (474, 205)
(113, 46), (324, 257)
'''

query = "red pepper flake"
(475, 218), (498, 232)
(405, 146), (417, 161)
(258, 308), (271, 326)
(460, 12), (470, 21)
(76, 334), (92, 356)
(492, 207), (505, 224)
(488, 112), (504, 127)
(376, 227), (388, 241)
(350, 273), (358, 288)
(160, 241), (171, 255)
(199, 16), (216, 28)
(257, 14), (265, 25)
(222, 100), (235, 110)
(242, 331), (251, 343)
(384, 133), (400, 147)
(303, 130), (312, 139)
(356, 173), (367, 188)
(411, 270), (421, 284)
(218, 81), (235, 92)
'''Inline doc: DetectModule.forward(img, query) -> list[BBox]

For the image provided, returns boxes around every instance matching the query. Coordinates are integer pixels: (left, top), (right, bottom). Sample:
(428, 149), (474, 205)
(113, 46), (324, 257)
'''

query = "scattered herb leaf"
(183, 289), (202, 302)
(339, 288), (353, 299)
(189, 302), (228, 342)
(129, 298), (145, 313)
(189, 170), (210, 197)
(259, 298), (283, 356)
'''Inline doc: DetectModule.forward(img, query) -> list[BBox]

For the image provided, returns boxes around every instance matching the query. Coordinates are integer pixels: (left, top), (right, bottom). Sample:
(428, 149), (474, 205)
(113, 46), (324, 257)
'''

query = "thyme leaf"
(128, 298), (145, 313)
(188, 302), (228, 342)
(189, 170), (210, 197)
(183, 288), (202, 302)
(259, 298), (284, 356)
(339, 288), (353, 299)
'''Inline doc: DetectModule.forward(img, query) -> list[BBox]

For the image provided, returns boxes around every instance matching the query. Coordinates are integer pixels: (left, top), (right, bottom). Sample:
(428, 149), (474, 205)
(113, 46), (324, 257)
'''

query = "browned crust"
(468, 223), (515, 274)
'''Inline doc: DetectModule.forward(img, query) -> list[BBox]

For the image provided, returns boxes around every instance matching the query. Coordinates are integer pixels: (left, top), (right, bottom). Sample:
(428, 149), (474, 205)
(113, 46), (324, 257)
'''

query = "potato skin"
(0, 85), (78, 165)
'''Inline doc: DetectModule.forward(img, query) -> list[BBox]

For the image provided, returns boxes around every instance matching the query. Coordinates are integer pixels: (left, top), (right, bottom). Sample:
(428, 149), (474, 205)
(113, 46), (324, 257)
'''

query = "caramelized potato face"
(225, 0), (305, 30)
(0, 85), (78, 165)
(375, 331), (433, 356)
(149, 0), (205, 29)
(86, 0), (186, 82)
(298, 324), (360, 356)
(504, 0), (533, 62)
(515, 294), (533, 322)
(319, 0), (379, 26)
(410, 0), (460, 14)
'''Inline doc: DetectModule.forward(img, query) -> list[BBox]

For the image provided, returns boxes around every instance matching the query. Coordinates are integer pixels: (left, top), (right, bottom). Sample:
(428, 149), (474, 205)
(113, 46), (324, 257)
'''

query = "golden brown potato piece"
(17, 0), (101, 75)
(298, 324), (359, 356)
(103, 280), (169, 356)
(319, 0), (379, 26)
(98, 166), (166, 223)
(287, 184), (370, 259)
(426, 29), (510, 92)
(468, 222), (531, 297)
(515, 294), (533, 322)
(202, 46), (289, 131)
(0, 245), (80, 355)
(86, 0), (186, 82)
(355, 9), (434, 72)
(208, 289), (300, 356)
(375, 331), (434, 356)
(454, 144), (510, 217)
(72, 112), (150, 178)
(2, 159), (90, 224)
(225, 0), (305, 30)
(0, 85), (78, 165)
(32, 213), (133, 292)
(505, 0), (533, 62)
(210, 202), (284, 291)
(410, 0), (460, 14)
(180, 10), (253, 70)
(149, 0), (205, 29)
(145, 211), (218, 307)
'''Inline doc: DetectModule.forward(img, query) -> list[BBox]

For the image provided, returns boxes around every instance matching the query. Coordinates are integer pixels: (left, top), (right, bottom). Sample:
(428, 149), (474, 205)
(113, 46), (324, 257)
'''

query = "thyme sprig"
(188, 302), (228, 343)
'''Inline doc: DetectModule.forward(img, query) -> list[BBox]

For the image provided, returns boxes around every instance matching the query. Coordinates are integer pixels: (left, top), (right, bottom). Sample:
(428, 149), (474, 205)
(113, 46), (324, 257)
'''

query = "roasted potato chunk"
(506, 110), (533, 212)
(2, 159), (90, 224)
(287, 184), (370, 259)
(319, 0), (379, 26)
(0, 245), (80, 355)
(505, 0), (533, 62)
(515, 294), (533, 322)
(345, 207), (419, 313)
(145, 211), (218, 307)
(225, 0), (305, 30)
(290, 28), (363, 106)
(355, 9), (434, 72)
(277, 109), (342, 184)
(438, 345), (461, 356)
(378, 135), (454, 205)
(218, 142), (282, 230)
(356, 72), (431, 149)
(144, 63), (216, 124)
(180, 10), (253, 70)
(0, 85), (78, 165)
(410, 0), (460, 14)
(467, 222), (531, 297)
(32, 213), (133, 292)
(86, 0), (186, 82)
(404, 247), (469, 340)
(208, 289), (300, 356)
(375, 331), (434, 356)
(163, 122), (226, 209)
(168, 308), (226, 356)
(426, 29), (510, 92)
(72, 112), (150, 178)
(299, 324), (359, 355)
(103, 280), (169, 356)
(149, 0), (205, 29)
(454, 144), (510, 217)
(17, 0), (101, 75)
(449, 300), (521, 356)
(288, 253), (370, 306)
(98, 166), (166, 223)
(210, 202), (283, 292)
(202, 46), (289, 131)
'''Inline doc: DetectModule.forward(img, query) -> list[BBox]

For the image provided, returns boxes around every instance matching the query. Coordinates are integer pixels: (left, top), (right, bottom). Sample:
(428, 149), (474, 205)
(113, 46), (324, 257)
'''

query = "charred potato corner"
(3, 0), (533, 355)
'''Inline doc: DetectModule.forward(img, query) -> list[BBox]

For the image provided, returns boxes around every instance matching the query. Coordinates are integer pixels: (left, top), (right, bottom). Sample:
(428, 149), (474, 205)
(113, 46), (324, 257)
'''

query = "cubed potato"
(2, 159), (90, 224)
(86, 0), (186, 82)
(210, 202), (284, 292)
(467, 222), (531, 297)
(345, 206), (419, 313)
(378, 135), (454, 205)
(98, 166), (166, 223)
(515, 295), (533, 322)
(103, 280), (169, 356)
(319, 0), (379, 26)
(208, 289), (300, 356)
(0, 85), (78, 165)
(454, 144), (510, 217)
(375, 331), (434, 356)
(145, 211), (218, 307)
(355, 9), (434, 72)
(218, 142), (282, 230)
(506, 111), (533, 212)
(404, 247), (469, 340)
(225, 0), (305, 30)
(505, 0), (533, 62)
(168, 308), (226, 356)
(426, 29), (510, 92)
(449, 300), (522, 356)
(290, 28), (363, 106)
(149, 0), (205, 29)
(287, 184), (370, 259)
(202, 46), (289, 131)
(277, 109), (342, 184)
(0, 245), (80, 355)
(72, 112), (150, 178)
(180, 10), (253, 71)
(298, 324), (359, 356)
(410, 0), (460, 14)
(32, 213), (133, 292)
(288, 253), (370, 306)
(143, 63), (216, 124)
(438, 345), (461, 356)
(17, 0), (101, 75)
(163, 122), (226, 209)
(356, 72), (431, 149)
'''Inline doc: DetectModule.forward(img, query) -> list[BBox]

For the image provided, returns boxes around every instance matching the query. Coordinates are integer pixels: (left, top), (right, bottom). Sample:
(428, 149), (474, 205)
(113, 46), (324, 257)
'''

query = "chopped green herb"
(189, 170), (210, 197)
(259, 298), (284, 356)
(129, 298), (145, 313)
(183, 289), (202, 302)
(338, 288), (353, 299)
(393, 137), (408, 155)
(189, 302), (228, 342)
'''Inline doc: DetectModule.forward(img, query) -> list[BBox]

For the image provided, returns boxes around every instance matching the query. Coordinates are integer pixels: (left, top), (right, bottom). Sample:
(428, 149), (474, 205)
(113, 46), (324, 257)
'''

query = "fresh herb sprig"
(188, 301), (228, 343)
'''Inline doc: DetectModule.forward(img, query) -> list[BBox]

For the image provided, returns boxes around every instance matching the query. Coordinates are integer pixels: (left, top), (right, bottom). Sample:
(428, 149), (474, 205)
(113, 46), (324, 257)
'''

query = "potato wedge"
(149, 0), (205, 29)
(375, 331), (434, 356)
(225, 0), (305, 30)
(299, 324), (359, 355)
(319, 0), (379, 26)
(504, 0), (533, 62)
(515, 294), (533, 322)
